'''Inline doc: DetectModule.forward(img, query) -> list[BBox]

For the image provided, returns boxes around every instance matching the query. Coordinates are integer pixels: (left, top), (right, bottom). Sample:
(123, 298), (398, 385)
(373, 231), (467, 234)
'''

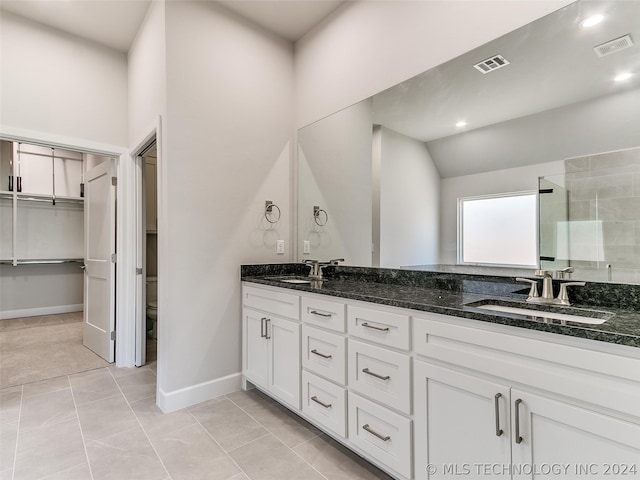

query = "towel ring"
(313, 205), (328, 226)
(264, 200), (281, 224)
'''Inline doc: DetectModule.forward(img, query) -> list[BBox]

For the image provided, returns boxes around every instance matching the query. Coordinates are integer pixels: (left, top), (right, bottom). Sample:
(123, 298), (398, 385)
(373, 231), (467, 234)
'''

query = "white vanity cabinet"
(242, 285), (301, 409)
(242, 281), (640, 480)
(412, 313), (640, 479)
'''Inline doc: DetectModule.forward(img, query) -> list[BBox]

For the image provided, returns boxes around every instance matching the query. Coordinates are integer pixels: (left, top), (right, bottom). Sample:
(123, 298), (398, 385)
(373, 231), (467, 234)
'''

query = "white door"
(83, 160), (116, 362)
(414, 361), (511, 479)
(511, 389), (640, 479)
(268, 316), (300, 409)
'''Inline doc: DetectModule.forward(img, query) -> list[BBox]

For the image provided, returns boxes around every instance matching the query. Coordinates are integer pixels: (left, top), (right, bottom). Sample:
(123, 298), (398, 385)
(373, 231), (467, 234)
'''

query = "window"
(458, 192), (537, 267)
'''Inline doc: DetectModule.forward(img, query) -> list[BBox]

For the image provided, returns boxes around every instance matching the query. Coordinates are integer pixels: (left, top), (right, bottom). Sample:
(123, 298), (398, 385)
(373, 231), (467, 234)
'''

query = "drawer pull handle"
(362, 424), (390, 442)
(362, 368), (390, 380)
(310, 310), (332, 318)
(361, 322), (389, 332)
(311, 349), (332, 359)
(311, 396), (332, 408)
(514, 399), (523, 444)
(265, 318), (271, 340)
(494, 393), (503, 437)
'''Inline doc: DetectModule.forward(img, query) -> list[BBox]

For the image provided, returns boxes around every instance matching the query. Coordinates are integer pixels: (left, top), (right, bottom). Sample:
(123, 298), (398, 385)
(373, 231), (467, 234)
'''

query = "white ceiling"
(0, 0), (345, 52)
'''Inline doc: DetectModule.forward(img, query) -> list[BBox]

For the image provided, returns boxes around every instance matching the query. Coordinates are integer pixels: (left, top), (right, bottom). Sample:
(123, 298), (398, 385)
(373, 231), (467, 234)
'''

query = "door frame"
(0, 124), (138, 367)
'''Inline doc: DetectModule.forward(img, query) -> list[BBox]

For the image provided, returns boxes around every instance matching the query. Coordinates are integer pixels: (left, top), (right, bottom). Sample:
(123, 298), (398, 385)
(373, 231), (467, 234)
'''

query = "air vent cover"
(594, 34), (634, 57)
(473, 55), (510, 74)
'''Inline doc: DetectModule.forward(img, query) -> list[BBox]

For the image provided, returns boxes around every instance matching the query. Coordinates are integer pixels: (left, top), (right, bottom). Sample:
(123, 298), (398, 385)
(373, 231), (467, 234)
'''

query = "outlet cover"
(303, 240), (311, 254)
(276, 239), (285, 254)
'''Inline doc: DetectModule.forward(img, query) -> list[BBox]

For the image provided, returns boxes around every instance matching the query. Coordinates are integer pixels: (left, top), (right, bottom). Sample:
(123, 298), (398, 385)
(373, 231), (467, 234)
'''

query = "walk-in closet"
(0, 140), (112, 387)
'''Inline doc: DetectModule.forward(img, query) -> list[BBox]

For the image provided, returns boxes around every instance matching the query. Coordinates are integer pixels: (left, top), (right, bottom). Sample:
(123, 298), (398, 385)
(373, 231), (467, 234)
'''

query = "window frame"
(457, 190), (539, 268)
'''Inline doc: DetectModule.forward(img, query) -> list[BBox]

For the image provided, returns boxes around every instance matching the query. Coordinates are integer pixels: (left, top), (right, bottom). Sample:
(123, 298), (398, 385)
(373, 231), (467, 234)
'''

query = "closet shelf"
(0, 258), (84, 266)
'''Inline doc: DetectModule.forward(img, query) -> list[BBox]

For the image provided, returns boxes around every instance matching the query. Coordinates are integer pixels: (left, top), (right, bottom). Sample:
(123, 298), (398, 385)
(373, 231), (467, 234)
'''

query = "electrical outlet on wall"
(303, 240), (310, 254)
(276, 239), (285, 254)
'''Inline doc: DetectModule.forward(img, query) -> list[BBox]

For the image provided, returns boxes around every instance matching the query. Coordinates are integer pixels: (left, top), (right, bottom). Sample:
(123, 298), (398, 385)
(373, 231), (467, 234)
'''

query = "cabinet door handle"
(260, 317), (267, 338)
(311, 349), (332, 359)
(514, 398), (523, 444)
(362, 368), (390, 380)
(311, 396), (332, 408)
(310, 310), (331, 318)
(265, 318), (271, 340)
(494, 393), (503, 437)
(361, 322), (389, 332)
(362, 424), (390, 442)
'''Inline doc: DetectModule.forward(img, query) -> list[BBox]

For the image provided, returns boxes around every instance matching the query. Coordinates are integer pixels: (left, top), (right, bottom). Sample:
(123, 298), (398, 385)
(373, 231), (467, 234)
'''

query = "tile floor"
(0, 364), (393, 480)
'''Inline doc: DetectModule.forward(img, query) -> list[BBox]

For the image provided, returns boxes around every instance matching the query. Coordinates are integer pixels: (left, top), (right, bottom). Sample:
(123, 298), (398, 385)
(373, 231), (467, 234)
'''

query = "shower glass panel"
(539, 163), (640, 283)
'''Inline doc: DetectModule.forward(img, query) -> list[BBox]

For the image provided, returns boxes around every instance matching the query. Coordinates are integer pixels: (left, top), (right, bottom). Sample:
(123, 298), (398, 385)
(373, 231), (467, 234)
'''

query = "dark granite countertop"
(241, 264), (640, 348)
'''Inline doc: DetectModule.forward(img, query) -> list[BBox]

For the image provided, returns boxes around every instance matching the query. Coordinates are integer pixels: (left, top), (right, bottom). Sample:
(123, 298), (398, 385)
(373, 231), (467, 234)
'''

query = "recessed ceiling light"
(614, 72), (633, 82)
(581, 14), (604, 28)
(456, 121), (467, 128)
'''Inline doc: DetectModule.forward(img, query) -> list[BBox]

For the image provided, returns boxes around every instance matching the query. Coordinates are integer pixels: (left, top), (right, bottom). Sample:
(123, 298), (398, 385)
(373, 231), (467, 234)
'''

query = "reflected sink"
(466, 300), (613, 325)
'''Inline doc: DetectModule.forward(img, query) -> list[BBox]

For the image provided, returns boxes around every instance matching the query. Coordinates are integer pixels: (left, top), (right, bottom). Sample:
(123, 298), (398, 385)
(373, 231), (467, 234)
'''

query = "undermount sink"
(265, 276), (324, 285)
(278, 278), (314, 284)
(466, 300), (614, 325)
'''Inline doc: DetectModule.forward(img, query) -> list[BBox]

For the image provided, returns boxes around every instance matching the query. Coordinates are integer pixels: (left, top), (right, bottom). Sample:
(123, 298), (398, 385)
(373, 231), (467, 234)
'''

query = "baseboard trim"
(157, 372), (242, 413)
(0, 304), (83, 320)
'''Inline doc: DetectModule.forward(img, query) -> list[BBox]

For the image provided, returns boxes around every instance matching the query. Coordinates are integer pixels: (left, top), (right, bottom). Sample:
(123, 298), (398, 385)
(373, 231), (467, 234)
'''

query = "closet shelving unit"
(0, 142), (85, 268)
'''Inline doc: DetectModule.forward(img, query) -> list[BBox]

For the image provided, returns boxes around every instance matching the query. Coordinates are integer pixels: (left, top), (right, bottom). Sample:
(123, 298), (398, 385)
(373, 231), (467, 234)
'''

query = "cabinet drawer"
(301, 296), (346, 332)
(302, 371), (347, 438)
(348, 340), (411, 414)
(302, 325), (346, 385)
(348, 392), (412, 479)
(243, 285), (300, 320)
(348, 305), (409, 350)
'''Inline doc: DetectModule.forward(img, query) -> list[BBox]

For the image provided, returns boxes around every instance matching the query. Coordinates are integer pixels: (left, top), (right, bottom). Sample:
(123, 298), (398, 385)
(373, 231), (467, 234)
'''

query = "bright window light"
(459, 192), (537, 266)
(456, 121), (467, 128)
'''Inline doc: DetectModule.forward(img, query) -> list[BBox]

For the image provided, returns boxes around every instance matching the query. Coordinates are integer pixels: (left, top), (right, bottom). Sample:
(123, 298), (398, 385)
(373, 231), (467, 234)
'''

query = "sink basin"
(278, 278), (314, 284)
(466, 300), (613, 325)
(265, 276), (324, 285)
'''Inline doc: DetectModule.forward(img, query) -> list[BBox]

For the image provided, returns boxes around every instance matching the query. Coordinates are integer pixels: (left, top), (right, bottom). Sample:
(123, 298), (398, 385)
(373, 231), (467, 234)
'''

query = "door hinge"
(110, 331), (116, 341)
(136, 267), (143, 275)
(111, 253), (117, 263)
(111, 176), (117, 186)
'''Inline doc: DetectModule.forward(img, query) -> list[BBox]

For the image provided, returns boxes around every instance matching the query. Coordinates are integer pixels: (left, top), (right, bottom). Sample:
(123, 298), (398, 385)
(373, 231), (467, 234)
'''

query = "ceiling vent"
(594, 34), (634, 57)
(473, 54), (510, 74)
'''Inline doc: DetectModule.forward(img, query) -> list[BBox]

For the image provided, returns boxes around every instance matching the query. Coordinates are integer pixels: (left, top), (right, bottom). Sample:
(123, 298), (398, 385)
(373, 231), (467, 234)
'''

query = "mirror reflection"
(297, 0), (640, 284)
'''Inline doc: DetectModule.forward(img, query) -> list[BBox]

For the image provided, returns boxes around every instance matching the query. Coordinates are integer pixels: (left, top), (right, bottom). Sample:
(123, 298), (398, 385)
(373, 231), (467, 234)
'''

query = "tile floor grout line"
(10, 384), (23, 480)
(68, 373), (96, 480)
(106, 367), (174, 480)
(187, 406), (255, 480)
(225, 394), (329, 480)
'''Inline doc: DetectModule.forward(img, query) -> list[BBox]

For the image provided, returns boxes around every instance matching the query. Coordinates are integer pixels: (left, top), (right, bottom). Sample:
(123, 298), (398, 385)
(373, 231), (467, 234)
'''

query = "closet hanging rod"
(10, 258), (84, 266)
(15, 149), (83, 162)
(16, 195), (83, 205)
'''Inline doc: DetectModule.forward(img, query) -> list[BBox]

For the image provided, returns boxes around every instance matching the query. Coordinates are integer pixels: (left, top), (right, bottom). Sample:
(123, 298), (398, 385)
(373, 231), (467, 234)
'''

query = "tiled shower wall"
(565, 147), (640, 283)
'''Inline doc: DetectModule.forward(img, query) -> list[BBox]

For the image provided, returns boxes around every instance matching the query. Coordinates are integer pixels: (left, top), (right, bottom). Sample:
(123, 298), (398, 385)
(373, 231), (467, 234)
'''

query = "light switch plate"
(276, 239), (285, 254)
(303, 240), (311, 254)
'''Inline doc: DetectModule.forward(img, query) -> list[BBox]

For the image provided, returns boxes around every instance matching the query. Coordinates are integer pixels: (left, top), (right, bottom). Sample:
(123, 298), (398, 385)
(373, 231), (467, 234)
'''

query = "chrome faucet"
(516, 270), (585, 306)
(304, 258), (344, 279)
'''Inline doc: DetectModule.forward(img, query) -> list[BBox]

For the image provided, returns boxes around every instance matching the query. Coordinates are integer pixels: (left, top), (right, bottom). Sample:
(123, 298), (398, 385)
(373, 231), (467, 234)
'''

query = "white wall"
(128, 1), (167, 146)
(0, 11), (128, 146)
(379, 127), (440, 268)
(298, 99), (373, 266)
(159, 1), (294, 409)
(440, 160), (565, 263)
(294, 0), (572, 128)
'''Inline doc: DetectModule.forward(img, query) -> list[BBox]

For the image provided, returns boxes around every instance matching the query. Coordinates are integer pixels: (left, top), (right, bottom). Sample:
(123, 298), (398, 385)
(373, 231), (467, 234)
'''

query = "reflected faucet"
(555, 266), (574, 279)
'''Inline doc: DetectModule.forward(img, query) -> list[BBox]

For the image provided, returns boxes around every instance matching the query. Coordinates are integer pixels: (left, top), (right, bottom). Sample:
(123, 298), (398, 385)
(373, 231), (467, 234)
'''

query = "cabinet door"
(242, 308), (269, 390)
(268, 316), (301, 409)
(511, 389), (640, 479)
(414, 361), (511, 479)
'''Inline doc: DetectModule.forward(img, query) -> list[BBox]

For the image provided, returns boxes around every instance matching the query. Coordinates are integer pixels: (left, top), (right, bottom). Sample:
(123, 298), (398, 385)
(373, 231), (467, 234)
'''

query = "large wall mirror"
(297, 0), (640, 284)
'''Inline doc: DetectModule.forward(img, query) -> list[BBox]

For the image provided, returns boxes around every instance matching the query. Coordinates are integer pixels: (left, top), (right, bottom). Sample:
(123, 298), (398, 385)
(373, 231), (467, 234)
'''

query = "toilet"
(146, 277), (158, 339)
